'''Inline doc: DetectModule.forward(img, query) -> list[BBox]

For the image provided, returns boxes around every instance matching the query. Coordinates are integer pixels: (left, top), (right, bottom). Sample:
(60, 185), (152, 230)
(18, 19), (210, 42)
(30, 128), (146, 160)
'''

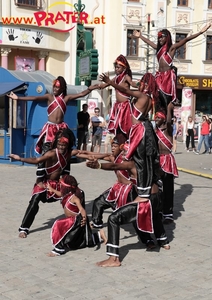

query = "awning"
(0, 81), (27, 96)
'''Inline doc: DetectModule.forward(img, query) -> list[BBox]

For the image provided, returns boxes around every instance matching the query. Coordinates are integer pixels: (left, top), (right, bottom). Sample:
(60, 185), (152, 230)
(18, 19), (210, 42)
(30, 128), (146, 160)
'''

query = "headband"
(53, 79), (60, 87)
(120, 143), (129, 151)
(111, 138), (120, 145)
(60, 179), (77, 188)
(115, 60), (127, 68)
(58, 137), (69, 144)
(155, 112), (166, 120)
(158, 32), (167, 38)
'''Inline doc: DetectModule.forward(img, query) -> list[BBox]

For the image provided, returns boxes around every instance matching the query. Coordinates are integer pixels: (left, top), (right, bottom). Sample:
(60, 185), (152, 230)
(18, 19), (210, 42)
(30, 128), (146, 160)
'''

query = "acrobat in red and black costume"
(107, 55), (133, 140)
(155, 30), (178, 108)
(91, 147), (138, 229)
(50, 191), (102, 255)
(155, 123), (178, 223)
(105, 111), (169, 257)
(18, 149), (69, 236)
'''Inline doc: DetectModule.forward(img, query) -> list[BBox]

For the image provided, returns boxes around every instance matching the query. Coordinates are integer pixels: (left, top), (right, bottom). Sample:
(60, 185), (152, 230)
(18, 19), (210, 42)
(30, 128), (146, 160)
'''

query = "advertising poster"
(181, 87), (193, 142)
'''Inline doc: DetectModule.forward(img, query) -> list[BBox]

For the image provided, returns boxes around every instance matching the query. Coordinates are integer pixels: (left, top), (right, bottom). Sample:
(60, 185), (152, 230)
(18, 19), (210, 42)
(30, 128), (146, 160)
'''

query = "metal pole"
(146, 13), (151, 73)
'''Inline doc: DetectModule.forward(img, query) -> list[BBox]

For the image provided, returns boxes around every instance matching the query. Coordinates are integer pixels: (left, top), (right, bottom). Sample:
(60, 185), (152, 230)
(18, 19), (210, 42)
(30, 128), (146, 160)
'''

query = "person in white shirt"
(185, 116), (196, 152)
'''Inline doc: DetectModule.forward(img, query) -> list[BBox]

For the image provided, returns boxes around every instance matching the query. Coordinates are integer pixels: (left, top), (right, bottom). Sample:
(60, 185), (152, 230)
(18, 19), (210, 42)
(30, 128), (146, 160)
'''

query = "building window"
(15, 0), (41, 8)
(127, 29), (138, 57)
(175, 33), (187, 59)
(177, 0), (188, 6)
(208, 0), (212, 9)
(206, 35), (212, 60)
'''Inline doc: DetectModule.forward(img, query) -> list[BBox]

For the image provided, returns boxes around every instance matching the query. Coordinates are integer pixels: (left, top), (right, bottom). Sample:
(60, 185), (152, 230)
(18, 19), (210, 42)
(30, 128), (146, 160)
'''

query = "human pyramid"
(8, 22), (211, 267)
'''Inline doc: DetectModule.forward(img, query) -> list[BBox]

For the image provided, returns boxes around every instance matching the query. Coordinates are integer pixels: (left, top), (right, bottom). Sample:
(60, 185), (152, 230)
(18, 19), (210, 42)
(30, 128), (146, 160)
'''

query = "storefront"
(0, 67), (87, 164)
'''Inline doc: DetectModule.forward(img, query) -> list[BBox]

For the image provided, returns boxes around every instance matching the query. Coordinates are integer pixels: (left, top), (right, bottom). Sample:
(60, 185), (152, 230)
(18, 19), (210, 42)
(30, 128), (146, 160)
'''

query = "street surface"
(0, 141), (212, 300)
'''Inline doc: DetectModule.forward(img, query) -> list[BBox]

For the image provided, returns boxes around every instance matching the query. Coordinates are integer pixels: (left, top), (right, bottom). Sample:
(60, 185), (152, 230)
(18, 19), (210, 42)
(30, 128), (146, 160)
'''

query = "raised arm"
(8, 149), (54, 164)
(169, 22), (211, 55)
(133, 30), (157, 49)
(167, 102), (174, 137)
(99, 73), (141, 99)
(65, 84), (100, 102)
(86, 159), (134, 171)
(7, 91), (51, 101)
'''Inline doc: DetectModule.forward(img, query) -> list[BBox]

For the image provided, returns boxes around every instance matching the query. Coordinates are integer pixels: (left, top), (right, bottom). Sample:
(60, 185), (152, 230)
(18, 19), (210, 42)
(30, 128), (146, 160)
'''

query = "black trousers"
(92, 185), (138, 226)
(161, 172), (174, 220)
(186, 129), (195, 149)
(106, 193), (169, 257)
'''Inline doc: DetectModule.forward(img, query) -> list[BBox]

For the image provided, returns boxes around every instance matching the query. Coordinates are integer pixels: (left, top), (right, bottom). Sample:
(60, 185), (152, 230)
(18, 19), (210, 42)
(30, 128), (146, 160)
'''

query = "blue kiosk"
(0, 67), (88, 164)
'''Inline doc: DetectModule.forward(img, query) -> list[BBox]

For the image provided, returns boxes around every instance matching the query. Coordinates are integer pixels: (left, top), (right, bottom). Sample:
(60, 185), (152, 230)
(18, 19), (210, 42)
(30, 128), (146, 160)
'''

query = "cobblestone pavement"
(0, 142), (212, 300)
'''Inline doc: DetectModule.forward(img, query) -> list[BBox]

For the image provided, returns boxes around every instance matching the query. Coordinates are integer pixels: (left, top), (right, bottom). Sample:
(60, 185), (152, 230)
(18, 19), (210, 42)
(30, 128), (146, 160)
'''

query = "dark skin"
(99, 73), (152, 122)
(7, 84), (99, 124)
(98, 64), (138, 103)
(155, 102), (174, 155)
(133, 23), (211, 72)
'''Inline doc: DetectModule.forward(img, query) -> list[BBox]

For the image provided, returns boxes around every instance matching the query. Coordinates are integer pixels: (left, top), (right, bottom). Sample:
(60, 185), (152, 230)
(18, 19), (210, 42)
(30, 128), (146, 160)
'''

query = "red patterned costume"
(91, 151), (138, 228)
(155, 126), (178, 222)
(50, 192), (101, 255)
(155, 127), (178, 177)
(108, 70), (132, 137)
(155, 44), (177, 104)
(35, 94), (68, 154)
(18, 149), (70, 236)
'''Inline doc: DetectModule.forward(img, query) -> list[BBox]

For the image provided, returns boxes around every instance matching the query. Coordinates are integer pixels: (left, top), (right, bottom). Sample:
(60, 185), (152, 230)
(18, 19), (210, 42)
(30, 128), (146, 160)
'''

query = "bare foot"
(47, 251), (60, 257)
(96, 256), (121, 267)
(99, 229), (107, 244)
(19, 232), (27, 238)
(162, 244), (170, 250)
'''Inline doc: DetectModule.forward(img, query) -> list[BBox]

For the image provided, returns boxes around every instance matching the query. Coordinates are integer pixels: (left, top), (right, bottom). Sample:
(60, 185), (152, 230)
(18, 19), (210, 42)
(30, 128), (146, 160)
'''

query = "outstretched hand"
(8, 154), (20, 161)
(133, 30), (141, 38)
(200, 22), (211, 34)
(7, 91), (18, 100)
(86, 159), (100, 169)
(99, 73), (111, 84)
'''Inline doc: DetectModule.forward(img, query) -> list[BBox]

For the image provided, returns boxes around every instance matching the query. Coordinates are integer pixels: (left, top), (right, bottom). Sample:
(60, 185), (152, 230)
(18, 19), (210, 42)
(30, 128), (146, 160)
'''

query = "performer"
(8, 77), (98, 182)
(155, 103), (178, 224)
(98, 54), (138, 141)
(96, 73), (170, 267)
(89, 137), (138, 227)
(133, 23), (211, 108)
(46, 175), (107, 256)
(8, 128), (96, 238)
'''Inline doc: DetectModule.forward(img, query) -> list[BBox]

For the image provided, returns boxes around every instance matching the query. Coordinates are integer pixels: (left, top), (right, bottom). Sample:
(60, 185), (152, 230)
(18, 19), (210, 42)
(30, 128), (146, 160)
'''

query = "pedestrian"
(172, 116), (178, 153)
(77, 103), (90, 150)
(8, 128), (95, 238)
(195, 115), (211, 154)
(8, 77), (98, 183)
(104, 110), (115, 153)
(185, 116), (196, 152)
(46, 175), (107, 257)
(133, 23), (211, 108)
(155, 103), (178, 224)
(90, 107), (105, 152)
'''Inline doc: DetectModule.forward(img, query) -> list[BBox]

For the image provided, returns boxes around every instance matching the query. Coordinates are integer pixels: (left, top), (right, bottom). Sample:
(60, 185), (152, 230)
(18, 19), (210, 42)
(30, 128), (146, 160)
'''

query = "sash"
(115, 72), (131, 98)
(157, 45), (173, 66)
(48, 94), (66, 116)
(155, 128), (173, 151)
(46, 149), (68, 175)
(125, 123), (145, 160)
(61, 192), (80, 214)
